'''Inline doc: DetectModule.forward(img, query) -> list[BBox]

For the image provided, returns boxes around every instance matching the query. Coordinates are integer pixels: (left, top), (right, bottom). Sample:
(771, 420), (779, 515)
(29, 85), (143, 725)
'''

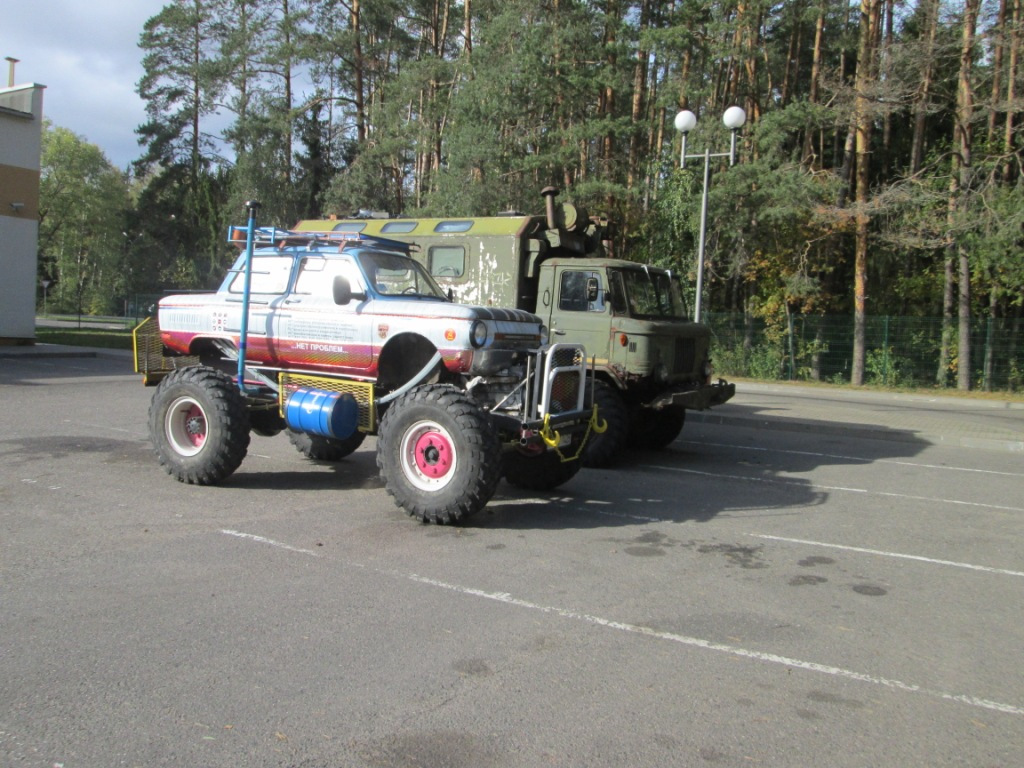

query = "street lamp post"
(674, 106), (746, 322)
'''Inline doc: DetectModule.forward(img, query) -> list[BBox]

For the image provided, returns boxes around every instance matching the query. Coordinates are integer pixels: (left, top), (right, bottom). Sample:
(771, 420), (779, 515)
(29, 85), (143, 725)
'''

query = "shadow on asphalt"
(690, 401), (930, 444)
(0, 353), (135, 385)
(465, 417), (929, 531)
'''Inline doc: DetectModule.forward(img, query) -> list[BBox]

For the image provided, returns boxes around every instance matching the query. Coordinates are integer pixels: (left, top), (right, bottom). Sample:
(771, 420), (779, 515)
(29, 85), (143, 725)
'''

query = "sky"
(1, 1), (168, 170)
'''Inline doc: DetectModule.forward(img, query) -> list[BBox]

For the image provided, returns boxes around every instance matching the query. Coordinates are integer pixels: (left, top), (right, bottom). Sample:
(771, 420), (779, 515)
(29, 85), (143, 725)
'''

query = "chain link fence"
(706, 313), (1024, 392)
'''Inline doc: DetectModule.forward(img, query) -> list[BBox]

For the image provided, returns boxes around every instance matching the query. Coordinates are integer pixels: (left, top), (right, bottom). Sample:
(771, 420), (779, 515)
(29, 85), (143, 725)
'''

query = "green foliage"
(34, 328), (134, 350)
(34, 0), (1024, 391)
(38, 123), (132, 316)
(865, 347), (913, 388)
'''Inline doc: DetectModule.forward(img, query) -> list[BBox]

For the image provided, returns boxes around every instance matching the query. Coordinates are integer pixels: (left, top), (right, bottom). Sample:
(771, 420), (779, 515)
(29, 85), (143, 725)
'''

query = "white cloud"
(0, 1), (167, 169)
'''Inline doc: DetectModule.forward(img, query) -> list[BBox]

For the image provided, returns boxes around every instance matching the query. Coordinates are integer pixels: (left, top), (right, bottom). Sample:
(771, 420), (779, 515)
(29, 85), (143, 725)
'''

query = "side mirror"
(333, 275), (365, 305)
(586, 277), (600, 303)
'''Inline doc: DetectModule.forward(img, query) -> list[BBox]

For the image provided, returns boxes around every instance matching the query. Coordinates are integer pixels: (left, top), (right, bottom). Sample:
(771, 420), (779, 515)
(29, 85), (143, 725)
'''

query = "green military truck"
(295, 187), (734, 466)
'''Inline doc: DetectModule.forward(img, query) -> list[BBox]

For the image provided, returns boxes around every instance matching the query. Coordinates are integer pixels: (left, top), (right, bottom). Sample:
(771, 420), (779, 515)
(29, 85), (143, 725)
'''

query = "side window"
(434, 220), (473, 233)
(293, 257), (361, 296)
(558, 270), (605, 313)
(331, 222), (365, 233)
(381, 221), (418, 234)
(608, 271), (628, 314)
(429, 246), (465, 278)
(228, 255), (292, 294)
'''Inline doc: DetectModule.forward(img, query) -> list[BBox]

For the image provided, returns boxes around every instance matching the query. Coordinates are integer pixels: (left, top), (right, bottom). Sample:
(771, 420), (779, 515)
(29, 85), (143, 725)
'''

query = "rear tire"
(377, 385), (502, 524)
(288, 428), (366, 461)
(149, 367), (250, 484)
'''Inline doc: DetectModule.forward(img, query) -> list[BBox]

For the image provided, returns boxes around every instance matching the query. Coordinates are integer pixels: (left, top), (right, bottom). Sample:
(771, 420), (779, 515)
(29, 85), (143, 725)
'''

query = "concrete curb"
(0, 345), (133, 362)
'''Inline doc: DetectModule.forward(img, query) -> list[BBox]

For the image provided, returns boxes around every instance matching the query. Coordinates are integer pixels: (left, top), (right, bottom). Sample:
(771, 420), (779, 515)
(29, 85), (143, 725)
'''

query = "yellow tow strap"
(538, 404), (607, 462)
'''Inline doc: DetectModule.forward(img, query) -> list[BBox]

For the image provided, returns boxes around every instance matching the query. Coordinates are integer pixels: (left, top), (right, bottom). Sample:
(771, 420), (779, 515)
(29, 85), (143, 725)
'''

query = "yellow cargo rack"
(132, 317), (200, 386)
(278, 372), (377, 433)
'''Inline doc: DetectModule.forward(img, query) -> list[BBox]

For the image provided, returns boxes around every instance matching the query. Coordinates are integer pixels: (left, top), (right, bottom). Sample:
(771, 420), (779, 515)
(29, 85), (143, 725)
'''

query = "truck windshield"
(612, 268), (689, 319)
(357, 250), (448, 300)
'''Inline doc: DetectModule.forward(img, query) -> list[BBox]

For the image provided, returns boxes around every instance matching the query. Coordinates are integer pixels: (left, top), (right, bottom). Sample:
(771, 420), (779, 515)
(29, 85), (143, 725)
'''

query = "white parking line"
(650, 465), (1024, 514)
(748, 534), (1024, 578)
(680, 439), (1024, 478)
(406, 575), (1024, 717)
(221, 528), (323, 557)
(219, 528), (1024, 718)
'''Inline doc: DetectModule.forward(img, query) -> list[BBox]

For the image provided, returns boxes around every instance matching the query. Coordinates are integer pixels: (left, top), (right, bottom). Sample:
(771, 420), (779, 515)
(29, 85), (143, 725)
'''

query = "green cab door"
(542, 265), (613, 368)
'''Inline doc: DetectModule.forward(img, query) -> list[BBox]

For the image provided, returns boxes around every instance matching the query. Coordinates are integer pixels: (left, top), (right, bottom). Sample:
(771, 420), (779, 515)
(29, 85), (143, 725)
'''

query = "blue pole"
(237, 201), (261, 392)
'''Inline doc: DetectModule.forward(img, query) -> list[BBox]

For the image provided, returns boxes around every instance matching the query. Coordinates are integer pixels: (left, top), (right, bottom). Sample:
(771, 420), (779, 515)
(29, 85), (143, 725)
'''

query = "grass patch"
(35, 328), (134, 350)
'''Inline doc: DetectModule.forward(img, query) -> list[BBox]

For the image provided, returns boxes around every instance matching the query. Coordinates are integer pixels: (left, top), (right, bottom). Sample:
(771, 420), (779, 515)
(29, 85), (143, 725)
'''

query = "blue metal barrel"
(284, 388), (358, 440)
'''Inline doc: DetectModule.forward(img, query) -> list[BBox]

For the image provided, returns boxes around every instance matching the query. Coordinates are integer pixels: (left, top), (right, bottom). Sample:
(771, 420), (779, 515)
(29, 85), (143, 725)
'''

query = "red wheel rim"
(182, 404), (206, 448)
(413, 431), (453, 479)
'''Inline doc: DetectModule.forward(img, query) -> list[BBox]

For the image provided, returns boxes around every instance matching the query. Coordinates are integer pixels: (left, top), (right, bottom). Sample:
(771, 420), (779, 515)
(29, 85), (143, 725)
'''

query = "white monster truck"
(134, 208), (598, 523)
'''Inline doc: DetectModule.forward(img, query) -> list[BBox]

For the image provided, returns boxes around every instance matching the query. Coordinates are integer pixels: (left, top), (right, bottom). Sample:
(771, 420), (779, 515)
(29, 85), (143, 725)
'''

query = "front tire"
(377, 385), (502, 524)
(581, 381), (629, 468)
(149, 367), (250, 484)
(634, 406), (686, 449)
(503, 447), (582, 491)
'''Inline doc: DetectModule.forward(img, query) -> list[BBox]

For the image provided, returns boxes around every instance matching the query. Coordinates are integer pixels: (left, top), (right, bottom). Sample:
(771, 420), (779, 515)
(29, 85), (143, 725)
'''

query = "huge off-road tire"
(248, 407), (285, 437)
(503, 446), (583, 491)
(504, 421), (586, 491)
(581, 380), (629, 468)
(634, 405), (686, 450)
(287, 428), (366, 461)
(377, 384), (502, 524)
(149, 367), (250, 484)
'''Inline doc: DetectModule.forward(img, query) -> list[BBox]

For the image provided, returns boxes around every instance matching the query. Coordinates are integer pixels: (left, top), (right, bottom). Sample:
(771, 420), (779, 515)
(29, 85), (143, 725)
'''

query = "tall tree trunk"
(190, 0), (202, 185)
(627, 0), (651, 191)
(911, 0), (940, 174)
(802, 0), (826, 166)
(600, 0), (620, 211)
(983, 287), (998, 391)
(954, 0), (982, 391)
(938, 254), (955, 386)
(780, 1), (802, 107)
(281, 0), (293, 187)
(880, 0), (894, 177)
(989, 0), (1008, 144)
(851, 0), (881, 386)
(352, 0), (366, 144)
(1005, 0), (1022, 181)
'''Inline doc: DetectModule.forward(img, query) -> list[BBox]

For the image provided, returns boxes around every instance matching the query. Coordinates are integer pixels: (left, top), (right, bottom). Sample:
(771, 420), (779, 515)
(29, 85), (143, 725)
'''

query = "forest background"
(36, 0), (1024, 390)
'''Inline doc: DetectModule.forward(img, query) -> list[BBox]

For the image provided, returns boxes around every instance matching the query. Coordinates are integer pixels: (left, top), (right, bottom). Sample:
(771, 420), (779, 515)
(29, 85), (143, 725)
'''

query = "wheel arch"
(377, 332), (447, 391)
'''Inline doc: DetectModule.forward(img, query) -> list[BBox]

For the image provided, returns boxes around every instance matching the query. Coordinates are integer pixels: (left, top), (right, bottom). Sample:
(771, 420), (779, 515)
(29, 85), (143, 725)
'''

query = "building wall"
(0, 83), (45, 342)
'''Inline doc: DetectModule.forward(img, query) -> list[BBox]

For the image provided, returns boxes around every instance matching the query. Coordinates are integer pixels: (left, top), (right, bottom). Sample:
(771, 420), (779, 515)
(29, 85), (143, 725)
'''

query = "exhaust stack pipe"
(541, 186), (559, 230)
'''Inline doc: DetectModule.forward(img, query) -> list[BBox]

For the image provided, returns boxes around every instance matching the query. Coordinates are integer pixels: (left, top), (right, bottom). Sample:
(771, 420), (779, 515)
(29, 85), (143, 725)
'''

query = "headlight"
(470, 320), (489, 348)
(539, 324), (549, 345)
(703, 360), (714, 381)
(655, 363), (669, 383)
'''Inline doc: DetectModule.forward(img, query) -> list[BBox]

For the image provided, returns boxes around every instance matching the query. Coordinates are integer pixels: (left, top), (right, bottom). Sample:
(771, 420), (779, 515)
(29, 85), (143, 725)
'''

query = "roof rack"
(226, 226), (411, 254)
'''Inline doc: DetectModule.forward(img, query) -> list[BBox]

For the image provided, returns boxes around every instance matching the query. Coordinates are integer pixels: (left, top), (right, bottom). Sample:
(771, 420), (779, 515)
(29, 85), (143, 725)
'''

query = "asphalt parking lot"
(2, 348), (1023, 767)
